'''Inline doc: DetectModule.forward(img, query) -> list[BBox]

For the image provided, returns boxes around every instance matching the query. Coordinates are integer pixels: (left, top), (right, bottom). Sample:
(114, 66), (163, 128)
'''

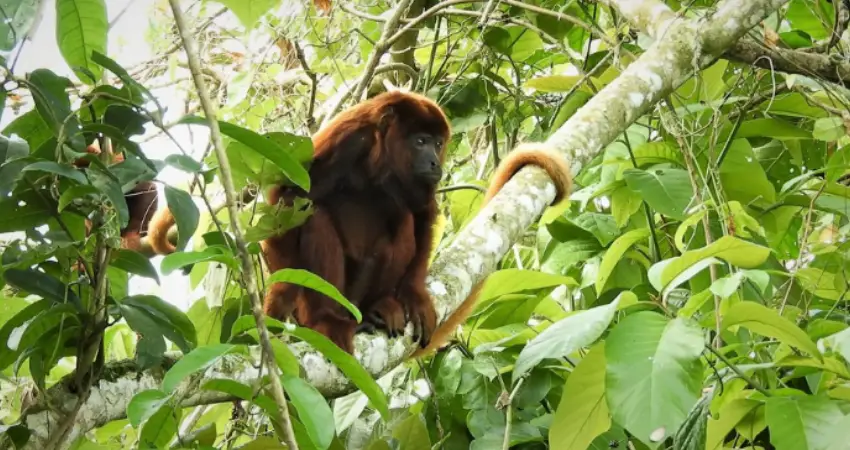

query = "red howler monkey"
(75, 140), (159, 252)
(411, 142), (572, 357)
(145, 92), (571, 356)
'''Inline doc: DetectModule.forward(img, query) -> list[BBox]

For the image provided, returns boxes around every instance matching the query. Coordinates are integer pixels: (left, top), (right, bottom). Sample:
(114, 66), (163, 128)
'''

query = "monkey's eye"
(416, 137), (427, 146)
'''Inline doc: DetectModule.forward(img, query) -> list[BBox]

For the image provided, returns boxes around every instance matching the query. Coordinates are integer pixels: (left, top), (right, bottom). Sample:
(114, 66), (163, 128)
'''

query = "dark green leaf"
(623, 168), (694, 221)
(0, 134), (29, 163)
(25, 69), (85, 149)
(202, 379), (278, 413)
(280, 373), (334, 450)
(606, 313), (704, 447)
(268, 269), (361, 322)
(122, 295), (198, 352)
(3, 268), (81, 308)
(21, 161), (88, 184)
(126, 389), (170, 427)
(58, 184), (101, 211)
(164, 185), (199, 252)
(289, 326), (389, 420)
(180, 116), (310, 192)
(110, 249), (160, 283)
(139, 400), (179, 448)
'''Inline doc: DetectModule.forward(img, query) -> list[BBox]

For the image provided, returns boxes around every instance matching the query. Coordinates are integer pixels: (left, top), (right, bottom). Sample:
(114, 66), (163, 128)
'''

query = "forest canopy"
(0, 0), (849, 449)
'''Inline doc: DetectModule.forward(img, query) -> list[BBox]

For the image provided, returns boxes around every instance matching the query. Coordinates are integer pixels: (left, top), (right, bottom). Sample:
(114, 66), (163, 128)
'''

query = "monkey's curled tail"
(147, 208), (177, 255)
(412, 142), (573, 358)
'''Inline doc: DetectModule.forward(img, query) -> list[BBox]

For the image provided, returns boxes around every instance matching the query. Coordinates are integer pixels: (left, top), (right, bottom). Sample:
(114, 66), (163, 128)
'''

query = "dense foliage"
(0, 0), (849, 449)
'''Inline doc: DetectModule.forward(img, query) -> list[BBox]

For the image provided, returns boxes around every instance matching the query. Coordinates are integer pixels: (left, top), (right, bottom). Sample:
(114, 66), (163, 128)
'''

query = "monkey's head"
(369, 91), (451, 193)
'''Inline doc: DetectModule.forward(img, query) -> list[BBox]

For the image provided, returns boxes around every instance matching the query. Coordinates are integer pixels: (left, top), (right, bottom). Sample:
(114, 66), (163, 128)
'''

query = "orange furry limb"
(411, 142), (572, 357)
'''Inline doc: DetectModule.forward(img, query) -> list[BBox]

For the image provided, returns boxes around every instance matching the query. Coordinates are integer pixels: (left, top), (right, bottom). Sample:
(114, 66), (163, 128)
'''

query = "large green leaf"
(513, 299), (618, 380)
(55, 0), (107, 83)
(550, 343), (611, 450)
(650, 236), (771, 293)
(288, 326), (389, 420)
(280, 373), (334, 450)
(483, 26), (543, 61)
(161, 344), (235, 393)
(718, 139), (776, 205)
(267, 269), (361, 322)
(0, 0), (42, 52)
(596, 228), (650, 294)
(180, 116), (310, 192)
(623, 168), (694, 220)
(605, 312), (704, 448)
(766, 395), (850, 450)
(721, 301), (820, 358)
(163, 185), (200, 252)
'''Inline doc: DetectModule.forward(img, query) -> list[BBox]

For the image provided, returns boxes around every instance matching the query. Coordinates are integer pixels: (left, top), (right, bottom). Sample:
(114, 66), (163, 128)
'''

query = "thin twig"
(166, 1), (299, 448)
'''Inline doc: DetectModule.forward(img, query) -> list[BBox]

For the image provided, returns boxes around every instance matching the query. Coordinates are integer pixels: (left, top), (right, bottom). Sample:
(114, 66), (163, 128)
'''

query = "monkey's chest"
(328, 201), (414, 262)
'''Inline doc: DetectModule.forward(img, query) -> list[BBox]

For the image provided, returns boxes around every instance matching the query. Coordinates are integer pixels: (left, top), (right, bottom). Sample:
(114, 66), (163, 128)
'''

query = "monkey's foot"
(308, 314), (357, 354)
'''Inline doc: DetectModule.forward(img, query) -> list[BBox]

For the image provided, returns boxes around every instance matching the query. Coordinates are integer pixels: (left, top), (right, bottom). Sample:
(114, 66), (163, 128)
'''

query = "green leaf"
(180, 116), (310, 192)
(825, 144), (850, 183)
(813, 117), (845, 141)
(766, 395), (850, 450)
(623, 168), (694, 220)
(55, 0), (108, 83)
(160, 246), (239, 275)
(392, 414), (431, 450)
(523, 75), (582, 93)
(126, 389), (170, 427)
(26, 69), (84, 149)
(139, 400), (179, 448)
(119, 298), (196, 358)
(201, 379), (278, 413)
(161, 344), (235, 393)
(653, 236), (771, 293)
(3, 268), (81, 308)
(477, 268), (577, 304)
(549, 212), (619, 247)
(596, 228), (650, 294)
(706, 399), (761, 450)
(110, 249), (160, 283)
(280, 373), (334, 450)
(736, 118), (811, 140)
(289, 326), (389, 420)
(605, 313), (704, 448)
(213, 0), (279, 28)
(435, 348), (463, 398)
(721, 301), (820, 358)
(550, 343), (611, 450)
(0, 0), (41, 52)
(483, 26), (544, 61)
(58, 184), (100, 211)
(718, 139), (776, 205)
(268, 269), (361, 322)
(163, 185), (199, 252)
(513, 299), (619, 380)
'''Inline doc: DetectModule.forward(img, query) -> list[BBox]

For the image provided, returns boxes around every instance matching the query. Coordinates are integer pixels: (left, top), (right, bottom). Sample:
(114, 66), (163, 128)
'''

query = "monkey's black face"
(408, 132), (443, 185)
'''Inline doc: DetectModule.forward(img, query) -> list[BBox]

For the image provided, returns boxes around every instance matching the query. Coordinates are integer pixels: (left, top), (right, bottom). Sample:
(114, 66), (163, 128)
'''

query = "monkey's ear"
(378, 106), (396, 133)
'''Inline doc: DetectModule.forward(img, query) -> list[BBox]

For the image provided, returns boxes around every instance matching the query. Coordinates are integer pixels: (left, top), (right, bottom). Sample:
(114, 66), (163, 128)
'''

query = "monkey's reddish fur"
(145, 93), (573, 357)
(77, 142), (159, 252)
(256, 91), (450, 353)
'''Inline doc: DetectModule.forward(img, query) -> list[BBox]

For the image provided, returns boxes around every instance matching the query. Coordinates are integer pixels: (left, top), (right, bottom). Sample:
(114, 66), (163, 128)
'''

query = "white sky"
(2, 0), (210, 310)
